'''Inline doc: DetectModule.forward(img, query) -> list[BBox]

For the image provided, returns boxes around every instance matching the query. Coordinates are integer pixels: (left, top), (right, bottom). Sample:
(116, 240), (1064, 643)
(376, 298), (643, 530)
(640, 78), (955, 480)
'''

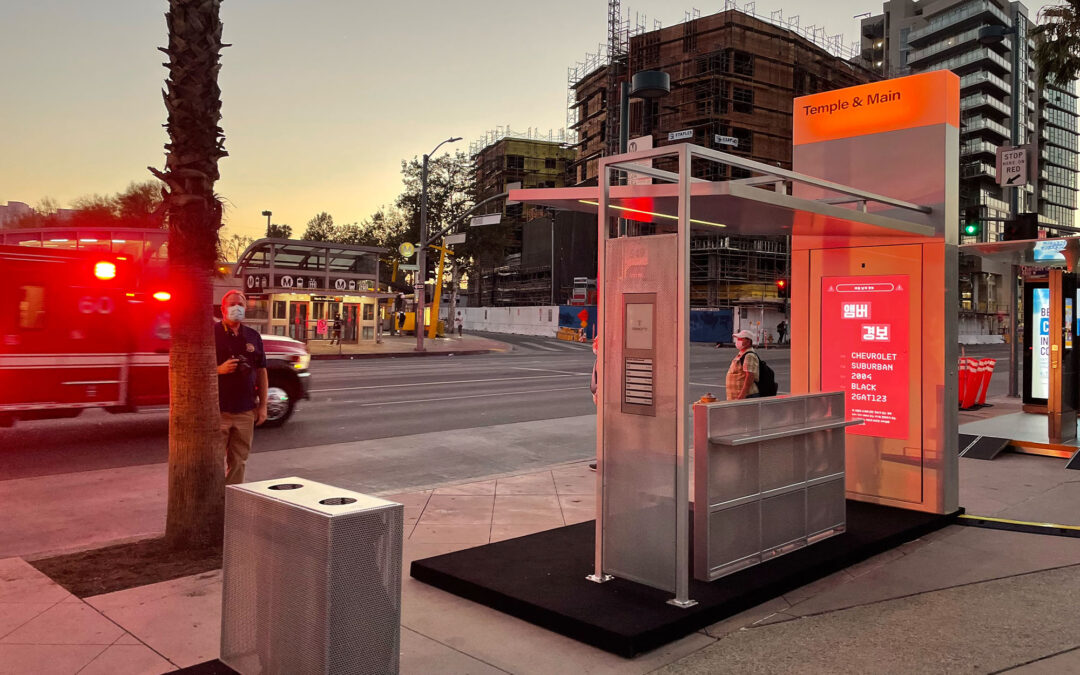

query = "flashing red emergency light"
(94, 261), (117, 280)
(152, 291), (171, 302)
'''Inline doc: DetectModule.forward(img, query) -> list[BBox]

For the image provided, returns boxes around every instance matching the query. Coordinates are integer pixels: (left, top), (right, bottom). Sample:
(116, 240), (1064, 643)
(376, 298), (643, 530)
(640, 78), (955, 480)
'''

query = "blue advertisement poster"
(1032, 288), (1051, 400)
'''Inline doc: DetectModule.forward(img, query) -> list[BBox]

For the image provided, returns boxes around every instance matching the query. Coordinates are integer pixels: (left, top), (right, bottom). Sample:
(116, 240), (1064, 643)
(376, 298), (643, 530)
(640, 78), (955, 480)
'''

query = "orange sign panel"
(793, 70), (959, 146)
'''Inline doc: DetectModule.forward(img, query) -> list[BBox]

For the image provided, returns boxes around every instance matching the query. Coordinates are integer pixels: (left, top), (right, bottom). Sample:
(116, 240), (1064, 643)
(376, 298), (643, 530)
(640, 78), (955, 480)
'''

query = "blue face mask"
(226, 305), (246, 322)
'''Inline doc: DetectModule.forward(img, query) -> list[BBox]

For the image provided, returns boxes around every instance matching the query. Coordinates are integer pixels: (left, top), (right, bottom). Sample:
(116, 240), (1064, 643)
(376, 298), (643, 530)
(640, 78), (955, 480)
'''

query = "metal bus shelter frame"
(538, 142), (942, 607)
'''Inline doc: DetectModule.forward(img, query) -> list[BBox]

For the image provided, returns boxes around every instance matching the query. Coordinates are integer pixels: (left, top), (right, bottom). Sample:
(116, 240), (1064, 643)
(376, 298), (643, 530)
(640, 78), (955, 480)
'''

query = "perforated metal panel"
(693, 393), (851, 581)
(602, 235), (680, 592)
(221, 478), (403, 675)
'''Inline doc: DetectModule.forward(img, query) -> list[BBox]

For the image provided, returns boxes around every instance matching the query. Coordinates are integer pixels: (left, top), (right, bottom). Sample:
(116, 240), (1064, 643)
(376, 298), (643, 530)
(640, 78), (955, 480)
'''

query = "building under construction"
(468, 129), (586, 306)
(568, 5), (878, 306)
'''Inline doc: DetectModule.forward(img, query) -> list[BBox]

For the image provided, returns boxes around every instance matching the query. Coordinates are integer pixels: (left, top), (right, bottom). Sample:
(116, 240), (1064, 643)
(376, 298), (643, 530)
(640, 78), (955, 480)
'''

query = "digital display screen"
(1032, 287), (1051, 400)
(624, 303), (654, 351)
(821, 275), (910, 439)
(1033, 240), (1067, 262)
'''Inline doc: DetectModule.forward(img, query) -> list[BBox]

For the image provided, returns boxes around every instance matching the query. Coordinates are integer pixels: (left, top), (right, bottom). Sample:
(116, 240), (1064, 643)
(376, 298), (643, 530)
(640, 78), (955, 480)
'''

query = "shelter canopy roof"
(509, 181), (934, 244)
(961, 238), (1080, 268)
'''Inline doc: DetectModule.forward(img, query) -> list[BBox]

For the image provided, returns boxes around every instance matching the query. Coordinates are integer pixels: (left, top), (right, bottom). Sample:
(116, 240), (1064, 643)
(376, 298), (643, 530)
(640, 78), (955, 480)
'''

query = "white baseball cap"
(732, 330), (755, 341)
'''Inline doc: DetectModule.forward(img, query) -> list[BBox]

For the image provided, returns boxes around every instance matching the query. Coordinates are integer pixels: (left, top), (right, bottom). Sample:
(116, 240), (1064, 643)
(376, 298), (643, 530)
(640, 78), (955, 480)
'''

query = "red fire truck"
(0, 245), (309, 428)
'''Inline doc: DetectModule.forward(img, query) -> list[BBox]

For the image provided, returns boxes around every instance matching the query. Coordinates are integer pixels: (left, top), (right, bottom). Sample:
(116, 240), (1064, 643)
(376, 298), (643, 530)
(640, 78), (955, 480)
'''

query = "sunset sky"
(2, 0), (1062, 238)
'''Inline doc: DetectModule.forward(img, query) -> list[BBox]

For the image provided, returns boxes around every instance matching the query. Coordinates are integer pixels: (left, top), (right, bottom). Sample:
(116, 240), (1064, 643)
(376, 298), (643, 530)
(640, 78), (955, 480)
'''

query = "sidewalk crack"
(990, 644), (1080, 673)
(786, 561), (1080, 621)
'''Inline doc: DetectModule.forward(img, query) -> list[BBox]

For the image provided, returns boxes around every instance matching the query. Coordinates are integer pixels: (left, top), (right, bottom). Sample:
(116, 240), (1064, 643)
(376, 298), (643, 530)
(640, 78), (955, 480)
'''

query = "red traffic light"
(776, 278), (789, 298)
(776, 279), (787, 289)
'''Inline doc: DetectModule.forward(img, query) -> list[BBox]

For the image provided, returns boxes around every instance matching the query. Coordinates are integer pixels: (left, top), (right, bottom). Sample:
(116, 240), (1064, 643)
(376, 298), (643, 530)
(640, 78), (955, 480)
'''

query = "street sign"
(398, 242), (415, 258)
(470, 213), (501, 227)
(399, 263), (419, 271)
(668, 129), (694, 141)
(997, 146), (1028, 187)
(506, 181), (522, 205)
(715, 134), (739, 148)
(444, 233), (467, 245)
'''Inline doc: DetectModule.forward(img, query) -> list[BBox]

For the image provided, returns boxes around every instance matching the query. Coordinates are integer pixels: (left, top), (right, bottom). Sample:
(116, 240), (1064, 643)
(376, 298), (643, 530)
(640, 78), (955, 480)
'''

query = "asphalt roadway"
(0, 335), (1012, 483)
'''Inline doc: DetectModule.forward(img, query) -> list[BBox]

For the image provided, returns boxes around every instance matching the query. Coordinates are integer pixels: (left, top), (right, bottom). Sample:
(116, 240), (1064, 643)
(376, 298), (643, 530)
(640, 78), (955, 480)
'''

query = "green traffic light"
(963, 222), (980, 236)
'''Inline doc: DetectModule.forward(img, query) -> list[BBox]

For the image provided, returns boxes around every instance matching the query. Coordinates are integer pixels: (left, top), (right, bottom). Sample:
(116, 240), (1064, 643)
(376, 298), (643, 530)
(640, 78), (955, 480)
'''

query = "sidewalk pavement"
(306, 333), (509, 359)
(3, 409), (1080, 673)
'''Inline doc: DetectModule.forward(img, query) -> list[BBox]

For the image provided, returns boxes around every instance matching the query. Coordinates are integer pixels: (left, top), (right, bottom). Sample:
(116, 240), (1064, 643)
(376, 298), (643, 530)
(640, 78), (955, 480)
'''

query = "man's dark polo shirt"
(215, 322), (266, 413)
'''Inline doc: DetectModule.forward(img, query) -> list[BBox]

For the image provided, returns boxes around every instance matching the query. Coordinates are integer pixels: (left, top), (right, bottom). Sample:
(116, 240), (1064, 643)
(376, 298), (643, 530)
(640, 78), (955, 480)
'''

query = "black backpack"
(740, 351), (778, 397)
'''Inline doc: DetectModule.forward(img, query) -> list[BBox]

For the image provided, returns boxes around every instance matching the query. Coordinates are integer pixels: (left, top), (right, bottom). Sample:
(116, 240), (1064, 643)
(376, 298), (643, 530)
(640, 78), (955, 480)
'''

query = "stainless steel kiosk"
(509, 70), (961, 606)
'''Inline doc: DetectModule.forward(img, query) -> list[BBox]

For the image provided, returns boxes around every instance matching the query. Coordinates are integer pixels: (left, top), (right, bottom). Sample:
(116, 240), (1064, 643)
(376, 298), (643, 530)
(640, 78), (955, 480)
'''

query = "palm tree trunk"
(155, 0), (229, 549)
(166, 207), (224, 548)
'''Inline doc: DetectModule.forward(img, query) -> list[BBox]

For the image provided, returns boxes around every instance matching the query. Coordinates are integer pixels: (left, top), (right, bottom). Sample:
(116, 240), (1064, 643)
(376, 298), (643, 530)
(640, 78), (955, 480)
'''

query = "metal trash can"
(220, 477), (403, 674)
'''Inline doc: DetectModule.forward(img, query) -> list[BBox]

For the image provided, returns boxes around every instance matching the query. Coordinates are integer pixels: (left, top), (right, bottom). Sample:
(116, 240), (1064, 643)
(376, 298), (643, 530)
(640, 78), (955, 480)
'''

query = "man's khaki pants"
(221, 409), (256, 485)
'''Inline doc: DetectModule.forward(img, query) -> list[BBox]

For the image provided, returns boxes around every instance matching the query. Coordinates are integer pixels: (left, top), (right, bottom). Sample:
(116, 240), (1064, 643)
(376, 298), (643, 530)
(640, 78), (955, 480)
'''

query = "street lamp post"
(261, 210), (272, 238)
(416, 136), (462, 352)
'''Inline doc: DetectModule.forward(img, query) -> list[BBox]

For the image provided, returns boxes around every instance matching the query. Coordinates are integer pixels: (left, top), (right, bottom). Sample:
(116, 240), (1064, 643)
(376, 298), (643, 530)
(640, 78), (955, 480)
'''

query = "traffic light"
(776, 278), (789, 298)
(962, 205), (981, 237)
(1003, 213), (1038, 241)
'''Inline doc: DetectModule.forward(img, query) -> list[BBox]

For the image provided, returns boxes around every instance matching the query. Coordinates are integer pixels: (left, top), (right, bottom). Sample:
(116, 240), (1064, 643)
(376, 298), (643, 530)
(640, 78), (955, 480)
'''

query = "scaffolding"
(472, 264), (555, 307)
(567, 0), (861, 126)
(468, 127), (571, 159)
(689, 235), (787, 307)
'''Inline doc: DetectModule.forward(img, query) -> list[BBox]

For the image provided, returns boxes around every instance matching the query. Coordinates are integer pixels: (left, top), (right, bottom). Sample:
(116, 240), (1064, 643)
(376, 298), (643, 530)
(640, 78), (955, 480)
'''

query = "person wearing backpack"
(726, 330), (761, 400)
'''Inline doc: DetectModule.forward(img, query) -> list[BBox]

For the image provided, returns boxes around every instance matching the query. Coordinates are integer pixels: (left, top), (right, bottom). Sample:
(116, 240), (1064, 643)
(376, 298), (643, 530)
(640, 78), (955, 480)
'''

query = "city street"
(0, 333), (755, 485)
(0, 335), (1012, 487)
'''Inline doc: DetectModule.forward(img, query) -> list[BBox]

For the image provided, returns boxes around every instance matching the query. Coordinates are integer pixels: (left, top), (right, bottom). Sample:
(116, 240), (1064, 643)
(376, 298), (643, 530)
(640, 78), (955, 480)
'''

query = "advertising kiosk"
(412, 71), (962, 655)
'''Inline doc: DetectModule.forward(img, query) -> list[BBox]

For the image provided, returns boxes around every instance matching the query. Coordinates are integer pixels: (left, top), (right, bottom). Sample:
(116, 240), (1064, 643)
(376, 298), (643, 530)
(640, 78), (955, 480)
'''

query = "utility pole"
(415, 137), (461, 352)
(261, 210), (272, 238)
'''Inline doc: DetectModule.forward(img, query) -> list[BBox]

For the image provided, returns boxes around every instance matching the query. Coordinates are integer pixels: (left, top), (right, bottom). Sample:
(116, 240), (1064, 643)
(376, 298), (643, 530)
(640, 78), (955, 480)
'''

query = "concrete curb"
(310, 347), (509, 360)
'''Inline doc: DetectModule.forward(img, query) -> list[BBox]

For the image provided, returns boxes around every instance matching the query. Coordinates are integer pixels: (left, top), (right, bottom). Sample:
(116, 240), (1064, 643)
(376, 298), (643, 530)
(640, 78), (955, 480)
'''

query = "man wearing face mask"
(216, 290), (268, 484)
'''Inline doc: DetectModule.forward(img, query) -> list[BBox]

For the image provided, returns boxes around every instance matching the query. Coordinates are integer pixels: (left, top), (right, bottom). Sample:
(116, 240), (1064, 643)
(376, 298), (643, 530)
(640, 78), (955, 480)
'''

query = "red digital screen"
(821, 275), (910, 439)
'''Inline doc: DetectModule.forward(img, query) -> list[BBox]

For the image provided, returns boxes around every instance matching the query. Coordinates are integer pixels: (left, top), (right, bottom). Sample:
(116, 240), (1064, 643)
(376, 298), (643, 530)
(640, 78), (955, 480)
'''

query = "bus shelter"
(412, 71), (961, 653)
(960, 238), (1080, 467)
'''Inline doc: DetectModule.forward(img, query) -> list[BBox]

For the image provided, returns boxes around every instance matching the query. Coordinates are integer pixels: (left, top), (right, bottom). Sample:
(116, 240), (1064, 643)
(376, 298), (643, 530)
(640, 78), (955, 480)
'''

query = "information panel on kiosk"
(1023, 282), (1049, 405)
(821, 275), (910, 439)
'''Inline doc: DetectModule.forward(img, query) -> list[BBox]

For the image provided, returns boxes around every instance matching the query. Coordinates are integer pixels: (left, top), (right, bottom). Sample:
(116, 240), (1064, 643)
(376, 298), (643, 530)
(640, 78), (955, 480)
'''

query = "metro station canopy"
(234, 238), (388, 294)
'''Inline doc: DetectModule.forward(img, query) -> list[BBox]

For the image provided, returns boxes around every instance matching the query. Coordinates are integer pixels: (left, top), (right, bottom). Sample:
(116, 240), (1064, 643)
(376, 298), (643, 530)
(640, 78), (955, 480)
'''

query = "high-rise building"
(861, 0), (1078, 238)
(861, 0), (1078, 333)
(568, 8), (877, 306)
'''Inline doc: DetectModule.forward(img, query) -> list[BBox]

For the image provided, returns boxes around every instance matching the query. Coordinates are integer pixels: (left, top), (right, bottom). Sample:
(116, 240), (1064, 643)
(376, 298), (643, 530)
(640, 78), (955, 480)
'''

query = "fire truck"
(0, 245), (310, 428)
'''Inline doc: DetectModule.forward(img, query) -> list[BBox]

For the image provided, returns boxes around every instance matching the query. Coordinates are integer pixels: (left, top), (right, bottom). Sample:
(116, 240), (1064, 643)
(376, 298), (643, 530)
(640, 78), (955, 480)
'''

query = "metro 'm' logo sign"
(793, 70), (959, 146)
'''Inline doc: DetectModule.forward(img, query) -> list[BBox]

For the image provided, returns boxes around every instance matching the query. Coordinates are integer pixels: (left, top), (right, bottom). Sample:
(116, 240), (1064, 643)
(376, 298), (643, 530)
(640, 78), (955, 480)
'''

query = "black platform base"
(174, 661), (237, 674)
(411, 500), (958, 658)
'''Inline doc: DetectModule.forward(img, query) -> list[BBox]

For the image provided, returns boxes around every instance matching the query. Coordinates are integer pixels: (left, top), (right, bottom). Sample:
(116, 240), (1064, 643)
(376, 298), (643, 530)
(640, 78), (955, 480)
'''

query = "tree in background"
(149, 0), (229, 550)
(302, 211), (336, 241)
(218, 230), (253, 261)
(266, 223), (292, 239)
(395, 151), (478, 291)
(7, 181), (165, 229)
(1033, 2), (1080, 88)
